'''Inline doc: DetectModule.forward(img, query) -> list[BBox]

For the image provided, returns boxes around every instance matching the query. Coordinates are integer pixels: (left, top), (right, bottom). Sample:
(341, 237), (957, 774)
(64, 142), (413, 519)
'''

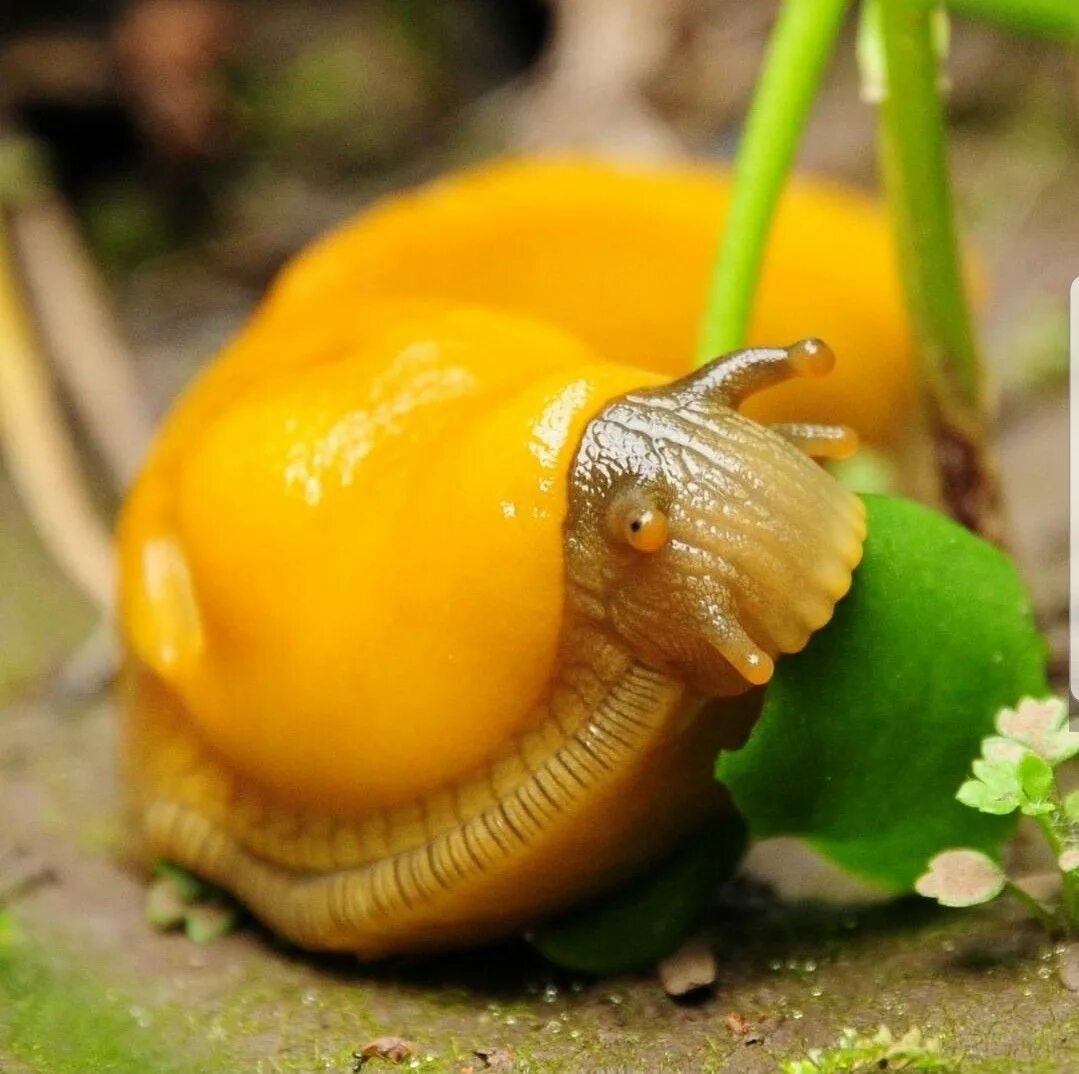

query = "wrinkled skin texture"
(566, 344), (864, 698)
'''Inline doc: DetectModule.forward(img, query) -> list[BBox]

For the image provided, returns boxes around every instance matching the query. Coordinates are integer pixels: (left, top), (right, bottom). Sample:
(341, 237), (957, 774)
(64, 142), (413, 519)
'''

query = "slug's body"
(120, 161), (879, 957)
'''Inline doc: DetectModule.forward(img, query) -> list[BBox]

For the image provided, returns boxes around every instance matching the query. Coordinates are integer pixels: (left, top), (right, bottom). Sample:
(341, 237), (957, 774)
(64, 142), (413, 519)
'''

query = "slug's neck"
(545, 578), (681, 712)
(559, 547), (748, 702)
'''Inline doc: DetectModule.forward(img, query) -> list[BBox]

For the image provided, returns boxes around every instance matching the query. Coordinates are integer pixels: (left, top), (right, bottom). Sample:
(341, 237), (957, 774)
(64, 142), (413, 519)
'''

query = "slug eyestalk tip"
(786, 337), (835, 378)
(687, 337), (837, 409)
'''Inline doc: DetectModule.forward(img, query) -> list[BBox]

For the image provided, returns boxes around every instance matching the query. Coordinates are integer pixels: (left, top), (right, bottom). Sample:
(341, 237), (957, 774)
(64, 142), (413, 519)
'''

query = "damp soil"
(2, 696), (1077, 1074)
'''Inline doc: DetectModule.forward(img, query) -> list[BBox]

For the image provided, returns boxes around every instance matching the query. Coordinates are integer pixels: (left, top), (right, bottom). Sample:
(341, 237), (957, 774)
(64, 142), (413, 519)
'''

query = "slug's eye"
(609, 494), (670, 553)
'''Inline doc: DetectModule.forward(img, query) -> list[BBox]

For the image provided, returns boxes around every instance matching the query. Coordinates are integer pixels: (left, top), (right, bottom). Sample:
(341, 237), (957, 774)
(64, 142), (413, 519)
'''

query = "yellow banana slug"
(119, 159), (903, 957)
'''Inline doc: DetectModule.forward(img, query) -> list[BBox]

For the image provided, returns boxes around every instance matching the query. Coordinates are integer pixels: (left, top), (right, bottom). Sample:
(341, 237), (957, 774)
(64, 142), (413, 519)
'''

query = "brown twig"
(0, 145), (115, 614)
(11, 196), (151, 487)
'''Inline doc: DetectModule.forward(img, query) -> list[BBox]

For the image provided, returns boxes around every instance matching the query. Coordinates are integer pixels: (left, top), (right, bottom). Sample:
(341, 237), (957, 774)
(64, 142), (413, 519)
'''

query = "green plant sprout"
(780, 1026), (958, 1074)
(144, 861), (238, 945)
(699, 0), (1078, 539)
(915, 697), (1079, 935)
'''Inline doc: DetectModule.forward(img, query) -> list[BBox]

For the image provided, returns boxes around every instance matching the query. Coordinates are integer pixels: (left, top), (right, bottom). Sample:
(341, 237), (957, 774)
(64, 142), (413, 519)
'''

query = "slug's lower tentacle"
(696, 597), (775, 687)
(769, 422), (859, 460)
(686, 338), (835, 409)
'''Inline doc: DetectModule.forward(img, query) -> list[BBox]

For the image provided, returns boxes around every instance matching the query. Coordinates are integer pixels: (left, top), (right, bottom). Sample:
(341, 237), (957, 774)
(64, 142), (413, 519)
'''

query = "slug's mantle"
(118, 159), (896, 957)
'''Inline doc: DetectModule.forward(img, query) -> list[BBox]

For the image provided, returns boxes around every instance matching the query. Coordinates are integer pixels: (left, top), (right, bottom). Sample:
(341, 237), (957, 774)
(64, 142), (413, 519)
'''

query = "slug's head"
(564, 340), (867, 697)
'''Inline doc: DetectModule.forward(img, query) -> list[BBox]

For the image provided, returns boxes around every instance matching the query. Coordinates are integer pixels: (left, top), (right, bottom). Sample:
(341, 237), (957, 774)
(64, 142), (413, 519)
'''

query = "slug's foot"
(145, 860), (239, 944)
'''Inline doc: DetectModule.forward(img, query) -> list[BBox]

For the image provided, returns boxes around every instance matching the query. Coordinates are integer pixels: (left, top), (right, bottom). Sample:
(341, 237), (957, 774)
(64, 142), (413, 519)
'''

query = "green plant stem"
(1004, 878), (1063, 935)
(1060, 879), (1079, 937)
(1033, 806), (1079, 935)
(876, 2), (979, 403)
(696, 0), (851, 364)
(873, 0), (1001, 540)
(947, 0), (1079, 41)
(1065, 870), (1079, 937)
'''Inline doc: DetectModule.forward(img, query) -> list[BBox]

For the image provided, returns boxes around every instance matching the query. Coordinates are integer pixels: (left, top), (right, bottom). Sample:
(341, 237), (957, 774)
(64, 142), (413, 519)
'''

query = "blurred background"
(0, 4), (1077, 1066)
(0, 0), (1075, 689)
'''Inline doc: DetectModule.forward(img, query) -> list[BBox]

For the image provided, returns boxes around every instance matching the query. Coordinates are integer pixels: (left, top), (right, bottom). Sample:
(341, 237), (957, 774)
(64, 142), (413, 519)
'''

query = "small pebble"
(354, 1037), (415, 1067)
(724, 1011), (750, 1036)
(468, 1048), (513, 1072)
(658, 936), (718, 997)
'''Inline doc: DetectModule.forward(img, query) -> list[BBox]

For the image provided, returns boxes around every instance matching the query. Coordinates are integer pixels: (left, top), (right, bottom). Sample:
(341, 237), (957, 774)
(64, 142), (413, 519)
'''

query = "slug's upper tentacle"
(769, 421), (859, 460)
(686, 338), (835, 409)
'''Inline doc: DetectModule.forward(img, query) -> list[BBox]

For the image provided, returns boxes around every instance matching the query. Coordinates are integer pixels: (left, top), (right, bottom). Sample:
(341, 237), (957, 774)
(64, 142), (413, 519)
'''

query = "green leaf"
(781, 1026), (956, 1074)
(152, 860), (205, 904)
(959, 757), (1030, 815)
(717, 494), (1047, 891)
(956, 779), (1016, 816)
(530, 817), (747, 974)
(183, 902), (238, 945)
(1017, 752), (1054, 815)
(971, 758), (1022, 804)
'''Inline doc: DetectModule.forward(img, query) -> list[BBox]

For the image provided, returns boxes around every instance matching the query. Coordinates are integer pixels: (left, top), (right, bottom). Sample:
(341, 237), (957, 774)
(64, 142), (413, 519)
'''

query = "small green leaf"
(780, 1025), (954, 1074)
(1017, 752), (1054, 814)
(183, 902), (238, 945)
(956, 779), (1016, 816)
(717, 495), (1047, 891)
(971, 757), (1019, 793)
(152, 860), (205, 904)
(530, 817), (746, 974)
(955, 779), (988, 810)
(969, 759), (1022, 812)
